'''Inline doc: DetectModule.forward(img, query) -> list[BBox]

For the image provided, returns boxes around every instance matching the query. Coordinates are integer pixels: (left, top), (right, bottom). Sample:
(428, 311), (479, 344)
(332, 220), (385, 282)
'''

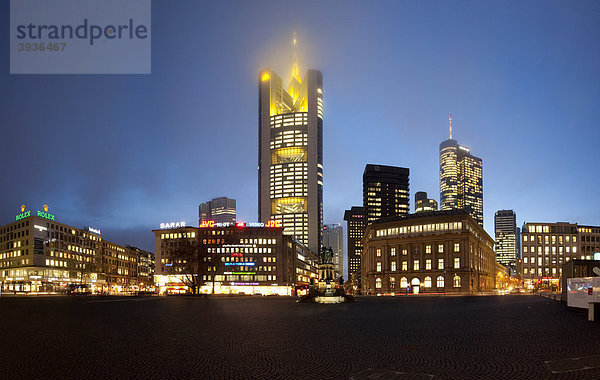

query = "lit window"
(376, 248), (381, 257)
(375, 278), (382, 289)
(413, 260), (419, 271)
(437, 276), (445, 288)
(438, 259), (444, 269)
(453, 275), (461, 288)
(391, 261), (396, 271)
(400, 277), (408, 288)
(454, 243), (460, 252)
(426, 245), (431, 254)
(390, 247), (396, 256)
(438, 244), (444, 253)
(425, 259), (431, 270)
(454, 258), (460, 269)
(402, 261), (407, 271)
(376, 262), (382, 272)
(424, 276), (432, 288)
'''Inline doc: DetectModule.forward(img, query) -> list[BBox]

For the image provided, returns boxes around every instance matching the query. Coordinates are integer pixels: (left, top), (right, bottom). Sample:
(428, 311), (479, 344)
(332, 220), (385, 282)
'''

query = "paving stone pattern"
(1, 295), (599, 379)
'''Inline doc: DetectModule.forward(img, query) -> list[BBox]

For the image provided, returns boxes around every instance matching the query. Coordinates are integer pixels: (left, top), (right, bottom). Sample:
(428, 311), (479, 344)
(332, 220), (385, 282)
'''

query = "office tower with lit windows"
(519, 222), (600, 290)
(494, 210), (519, 269)
(199, 197), (236, 225)
(415, 191), (438, 213)
(323, 224), (344, 279)
(344, 206), (365, 290)
(363, 164), (410, 224)
(439, 114), (483, 226)
(258, 38), (323, 254)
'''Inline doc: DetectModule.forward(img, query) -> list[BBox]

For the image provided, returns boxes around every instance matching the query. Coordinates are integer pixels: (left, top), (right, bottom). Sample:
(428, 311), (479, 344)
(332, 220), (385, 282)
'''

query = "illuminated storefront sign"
(200, 220), (281, 228)
(34, 224), (48, 232)
(230, 282), (259, 286)
(232, 272), (255, 275)
(160, 221), (186, 229)
(88, 227), (101, 235)
(224, 262), (255, 266)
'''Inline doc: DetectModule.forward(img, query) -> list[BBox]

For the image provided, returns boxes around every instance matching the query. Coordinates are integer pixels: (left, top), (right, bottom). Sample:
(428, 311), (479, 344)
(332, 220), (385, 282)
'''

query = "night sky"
(2, 1), (599, 267)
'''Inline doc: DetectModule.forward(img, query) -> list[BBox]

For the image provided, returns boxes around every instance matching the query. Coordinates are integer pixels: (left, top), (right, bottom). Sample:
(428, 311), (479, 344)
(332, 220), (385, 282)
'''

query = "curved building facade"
(258, 64), (323, 254)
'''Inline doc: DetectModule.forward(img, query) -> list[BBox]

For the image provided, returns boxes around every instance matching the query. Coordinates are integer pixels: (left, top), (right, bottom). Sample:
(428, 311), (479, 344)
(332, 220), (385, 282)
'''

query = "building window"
(454, 258), (460, 268)
(425, 259), (432, 270)
(402, 249), (408, 255)
(400, 277), (408, 288)
(402, 261), (407, 271)
(453, 275), (461, 288)
(390, 277), (396, 288)
(454, 243), (460, 252)
(426, 245), (431, 254)
(438, 258), (444, 269)
(437, 276), (445, 288)
(375, 278), (382, 289)
(413, 260), (419, 271)
(424, 276), (432, 288)
(391, 261), (396, 271)
(438, 244), (444, 253)
(391, 247), (396, 256)
(376, 262), (382, 272)
(376, 248), (381, 257)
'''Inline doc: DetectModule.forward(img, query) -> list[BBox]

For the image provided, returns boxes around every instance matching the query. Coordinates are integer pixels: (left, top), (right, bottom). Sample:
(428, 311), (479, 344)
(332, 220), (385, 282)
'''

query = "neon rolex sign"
(15, 204), (55, 221)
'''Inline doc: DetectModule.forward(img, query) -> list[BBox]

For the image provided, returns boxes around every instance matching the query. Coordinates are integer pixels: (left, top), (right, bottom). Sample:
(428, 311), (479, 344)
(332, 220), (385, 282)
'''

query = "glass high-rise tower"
(199, 197), (236, 224)
(495, 210), (519, 268)
(439, 114), (483, 226)
(258, 39), (323, 254)
(363, 164), (410, 224)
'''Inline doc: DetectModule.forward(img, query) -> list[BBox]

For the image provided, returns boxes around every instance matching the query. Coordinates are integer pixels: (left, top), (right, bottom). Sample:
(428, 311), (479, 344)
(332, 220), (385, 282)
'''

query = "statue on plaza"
(319, 246), (334, 265)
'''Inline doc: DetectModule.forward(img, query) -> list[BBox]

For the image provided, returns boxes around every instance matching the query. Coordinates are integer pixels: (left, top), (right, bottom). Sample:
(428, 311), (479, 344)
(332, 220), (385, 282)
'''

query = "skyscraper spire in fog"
(291, 32), (301, 83)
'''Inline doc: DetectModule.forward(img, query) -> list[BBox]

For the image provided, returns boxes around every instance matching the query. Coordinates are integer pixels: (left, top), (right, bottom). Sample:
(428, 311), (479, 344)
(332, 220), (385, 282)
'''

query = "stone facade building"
(362, 210), (496, 295)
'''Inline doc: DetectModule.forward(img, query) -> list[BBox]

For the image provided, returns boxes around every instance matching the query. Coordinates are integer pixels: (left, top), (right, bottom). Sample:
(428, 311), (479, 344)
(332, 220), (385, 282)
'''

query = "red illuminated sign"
(199, 220), (282, 228)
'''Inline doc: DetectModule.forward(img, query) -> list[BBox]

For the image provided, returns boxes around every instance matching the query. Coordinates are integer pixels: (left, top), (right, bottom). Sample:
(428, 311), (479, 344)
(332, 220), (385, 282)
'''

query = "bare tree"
(169, 236), (203, 295)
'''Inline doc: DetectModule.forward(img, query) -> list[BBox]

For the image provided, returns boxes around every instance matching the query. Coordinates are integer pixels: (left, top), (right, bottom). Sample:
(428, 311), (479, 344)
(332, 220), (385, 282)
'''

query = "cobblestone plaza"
(1, 295), (599, 379)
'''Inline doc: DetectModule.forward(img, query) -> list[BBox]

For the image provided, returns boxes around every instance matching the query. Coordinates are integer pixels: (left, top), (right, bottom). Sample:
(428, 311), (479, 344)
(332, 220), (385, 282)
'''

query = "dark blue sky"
(2, 1), (599, 255)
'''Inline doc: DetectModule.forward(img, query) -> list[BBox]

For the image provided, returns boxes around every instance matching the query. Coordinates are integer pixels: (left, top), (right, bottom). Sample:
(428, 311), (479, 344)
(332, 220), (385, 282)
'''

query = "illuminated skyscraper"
(494, 210), (519, 268)
(363, 164), (410, 224)
(199, 197), (236, 224)
(439, 114), (483, 226)
(344, 206), (365, 289)
(258, 37), (323, 254)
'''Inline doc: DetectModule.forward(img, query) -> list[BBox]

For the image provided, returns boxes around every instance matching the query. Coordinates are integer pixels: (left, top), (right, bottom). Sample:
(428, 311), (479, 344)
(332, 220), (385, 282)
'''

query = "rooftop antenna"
(449, 113), (453, 139)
